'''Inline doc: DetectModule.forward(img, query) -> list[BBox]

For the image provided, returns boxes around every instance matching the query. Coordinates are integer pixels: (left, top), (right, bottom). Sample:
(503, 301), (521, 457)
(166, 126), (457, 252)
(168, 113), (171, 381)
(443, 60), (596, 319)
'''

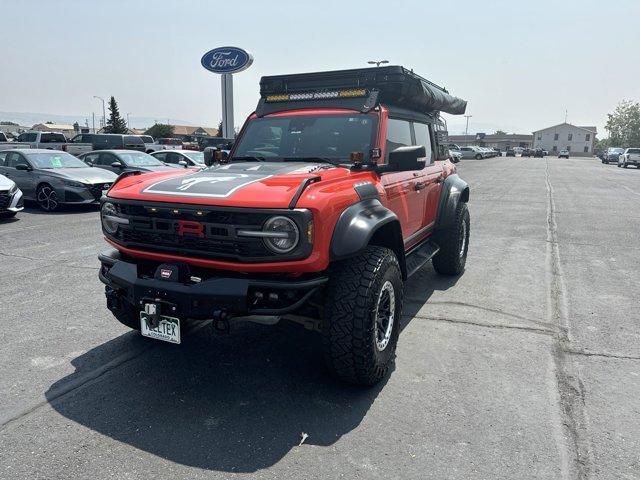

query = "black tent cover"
(259, 66), (467, 116)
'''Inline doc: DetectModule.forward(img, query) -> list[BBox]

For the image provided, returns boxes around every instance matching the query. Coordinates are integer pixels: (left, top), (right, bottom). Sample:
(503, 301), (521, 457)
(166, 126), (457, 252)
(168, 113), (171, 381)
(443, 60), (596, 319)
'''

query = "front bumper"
(0, 188), (24, 213)
(98, 249), (327, 320)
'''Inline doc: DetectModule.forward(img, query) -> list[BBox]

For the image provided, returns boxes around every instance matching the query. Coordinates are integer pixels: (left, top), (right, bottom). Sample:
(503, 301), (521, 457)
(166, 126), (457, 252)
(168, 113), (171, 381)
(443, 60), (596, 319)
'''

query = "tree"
(605, 100), (640, 147)
(494, 130), (507, 135)
(104, 96), (128, 134)
(145, 123), (174, 139)
(0, 121), (19, 126)
(216, 120), (223, 137)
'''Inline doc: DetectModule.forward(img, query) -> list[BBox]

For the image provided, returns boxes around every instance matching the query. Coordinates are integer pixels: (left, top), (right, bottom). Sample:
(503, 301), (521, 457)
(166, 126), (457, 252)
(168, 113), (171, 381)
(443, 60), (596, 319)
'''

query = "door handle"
(415, 181), (426, 191)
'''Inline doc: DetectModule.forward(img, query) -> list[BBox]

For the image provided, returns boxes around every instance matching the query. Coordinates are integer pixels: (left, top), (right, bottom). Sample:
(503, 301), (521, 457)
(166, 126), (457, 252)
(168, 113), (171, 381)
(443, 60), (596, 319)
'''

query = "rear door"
(380, 118), (425, 241)
(412, 122), (443, 237)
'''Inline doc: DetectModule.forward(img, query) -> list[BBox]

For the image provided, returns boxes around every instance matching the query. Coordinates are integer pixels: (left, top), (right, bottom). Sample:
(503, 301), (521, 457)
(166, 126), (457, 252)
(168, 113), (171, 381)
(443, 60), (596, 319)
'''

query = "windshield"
(118, 152), (164, 166)
(610, 148), (624, 153)
(180, 151), (205, 163)
(232, 114), (377, 163)
(627, 149), (640, 154)
(28, 152), (88, 169)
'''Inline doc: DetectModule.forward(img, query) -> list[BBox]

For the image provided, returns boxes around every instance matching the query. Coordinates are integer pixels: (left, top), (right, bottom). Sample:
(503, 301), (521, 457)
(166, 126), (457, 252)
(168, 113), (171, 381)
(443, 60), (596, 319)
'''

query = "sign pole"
(221, 73), (234, 139)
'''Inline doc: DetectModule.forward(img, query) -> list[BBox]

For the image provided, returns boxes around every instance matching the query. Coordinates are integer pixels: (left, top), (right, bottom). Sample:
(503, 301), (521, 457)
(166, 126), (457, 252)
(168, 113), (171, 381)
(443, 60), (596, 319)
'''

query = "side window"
(105, 136), (122, 148)
(0, 152), (8, 166)
(25, 133), (38, 142)
(83, 153), (99, 165)
(386, 119), (412, 160)
(153, 152), (167, 162)
(165, 152), (183, 164)
(412, 122), (434, 162)
(8, 152), (29, 168)
(98, 153), (117, 166)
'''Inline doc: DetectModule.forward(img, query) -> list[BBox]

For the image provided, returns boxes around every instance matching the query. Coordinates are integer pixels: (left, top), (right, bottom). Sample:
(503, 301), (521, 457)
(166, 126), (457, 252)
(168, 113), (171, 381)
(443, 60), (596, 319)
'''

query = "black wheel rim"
(37, 186), (58, 211)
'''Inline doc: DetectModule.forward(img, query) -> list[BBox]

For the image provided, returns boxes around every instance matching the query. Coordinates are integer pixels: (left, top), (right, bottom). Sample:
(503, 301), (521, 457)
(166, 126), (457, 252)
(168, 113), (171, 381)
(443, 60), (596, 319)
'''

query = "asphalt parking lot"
(1, 156), (639, 480)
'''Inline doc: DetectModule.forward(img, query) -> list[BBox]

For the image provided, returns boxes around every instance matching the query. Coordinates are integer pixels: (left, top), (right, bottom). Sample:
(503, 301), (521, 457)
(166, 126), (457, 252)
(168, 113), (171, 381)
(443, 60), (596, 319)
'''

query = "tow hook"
(144, 303), (161, 328)
(212, 309), (230, 334)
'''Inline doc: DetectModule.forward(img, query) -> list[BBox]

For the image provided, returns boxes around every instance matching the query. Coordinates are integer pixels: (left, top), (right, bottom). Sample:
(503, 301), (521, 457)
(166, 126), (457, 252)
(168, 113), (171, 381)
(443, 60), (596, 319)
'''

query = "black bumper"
(98, 249), (327, 319)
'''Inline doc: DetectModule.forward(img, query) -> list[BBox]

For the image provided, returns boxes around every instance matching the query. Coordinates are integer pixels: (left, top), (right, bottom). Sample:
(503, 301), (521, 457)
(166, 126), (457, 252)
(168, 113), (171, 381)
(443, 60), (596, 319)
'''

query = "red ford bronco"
(98, 66), (470, 385)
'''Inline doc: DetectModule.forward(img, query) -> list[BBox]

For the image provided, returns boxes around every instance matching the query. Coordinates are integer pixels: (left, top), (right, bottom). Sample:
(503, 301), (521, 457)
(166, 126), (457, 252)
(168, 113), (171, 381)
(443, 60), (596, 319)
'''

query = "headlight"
(63, 180), (85, 188)
(101, 202), (128, 234)
(262, 216), (300, 254)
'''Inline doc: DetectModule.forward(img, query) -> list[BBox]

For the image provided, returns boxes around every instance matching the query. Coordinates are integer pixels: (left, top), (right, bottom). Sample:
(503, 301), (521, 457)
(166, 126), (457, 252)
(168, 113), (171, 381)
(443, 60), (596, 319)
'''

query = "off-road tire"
(322, 246), (403, 386)
(432, 202), (470, 275)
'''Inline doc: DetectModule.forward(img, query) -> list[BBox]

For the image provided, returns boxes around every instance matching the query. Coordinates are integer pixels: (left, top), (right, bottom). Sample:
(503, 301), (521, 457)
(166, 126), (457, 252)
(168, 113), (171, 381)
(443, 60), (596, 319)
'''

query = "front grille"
(0, 190), (10, 210)
(107, 200), (312, 263)
(89, 183), (112, 201)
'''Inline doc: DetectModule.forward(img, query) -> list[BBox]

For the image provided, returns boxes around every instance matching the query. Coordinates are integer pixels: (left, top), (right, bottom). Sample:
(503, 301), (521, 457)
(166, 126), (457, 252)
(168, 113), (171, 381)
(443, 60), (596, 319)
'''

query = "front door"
(380, 118), (426, 240)
(5, 152), (35, 195)
(412, 122), (444, 234)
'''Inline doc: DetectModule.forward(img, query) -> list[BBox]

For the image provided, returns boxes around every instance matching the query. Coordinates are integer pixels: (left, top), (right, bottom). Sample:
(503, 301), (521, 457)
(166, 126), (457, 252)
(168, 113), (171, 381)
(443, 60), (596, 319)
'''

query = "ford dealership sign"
(201, 47), (253, 74)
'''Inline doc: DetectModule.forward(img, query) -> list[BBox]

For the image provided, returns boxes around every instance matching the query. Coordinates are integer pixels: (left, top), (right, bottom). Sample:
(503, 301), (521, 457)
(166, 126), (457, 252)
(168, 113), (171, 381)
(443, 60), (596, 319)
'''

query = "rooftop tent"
(257, 66), (467, 117)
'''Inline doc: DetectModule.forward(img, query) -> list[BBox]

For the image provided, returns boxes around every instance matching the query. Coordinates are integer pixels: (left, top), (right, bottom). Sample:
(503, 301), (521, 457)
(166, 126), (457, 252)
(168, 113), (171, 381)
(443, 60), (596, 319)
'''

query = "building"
(532, 123), (597, 156)
(31, 123), (77, 138)
(447, 133), (533, 150)
(168, 125), (219, 142)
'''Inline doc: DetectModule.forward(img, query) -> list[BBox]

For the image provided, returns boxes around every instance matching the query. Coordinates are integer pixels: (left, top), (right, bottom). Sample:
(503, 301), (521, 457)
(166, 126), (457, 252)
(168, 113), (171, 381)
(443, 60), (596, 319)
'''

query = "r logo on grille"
(177, 220), (205, 238)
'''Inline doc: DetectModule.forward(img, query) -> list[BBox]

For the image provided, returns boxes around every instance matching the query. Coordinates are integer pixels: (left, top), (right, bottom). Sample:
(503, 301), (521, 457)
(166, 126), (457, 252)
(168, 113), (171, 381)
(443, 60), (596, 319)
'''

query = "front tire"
(36, 184), (60, 211)
(323, 246), (403, 386)
(433, 202), (470, 275)
(475, 154), (482, 160)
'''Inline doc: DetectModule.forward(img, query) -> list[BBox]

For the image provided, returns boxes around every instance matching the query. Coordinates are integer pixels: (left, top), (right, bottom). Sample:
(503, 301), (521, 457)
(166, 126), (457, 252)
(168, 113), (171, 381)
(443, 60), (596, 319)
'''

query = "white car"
(617, 148), (640, 168)
(0, 173), (24, 218)
(139, 136), (183, 154)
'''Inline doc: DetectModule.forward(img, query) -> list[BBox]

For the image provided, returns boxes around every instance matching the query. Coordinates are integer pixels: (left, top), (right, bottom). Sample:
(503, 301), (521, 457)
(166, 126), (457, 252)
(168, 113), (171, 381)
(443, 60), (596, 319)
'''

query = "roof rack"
(256, 66), (466, 117)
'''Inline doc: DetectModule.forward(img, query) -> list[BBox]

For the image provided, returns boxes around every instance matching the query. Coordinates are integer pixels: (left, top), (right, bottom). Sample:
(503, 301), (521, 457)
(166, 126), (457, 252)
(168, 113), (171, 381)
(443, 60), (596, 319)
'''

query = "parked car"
(542, 150), (549, 156)
(151, 150), (205, 168)
(137, 136), (183, 154)
(0, 172), (24, 218)
(16, 131), (67, 150)
(0, 132), (7, 142)
(558, 150), (570, 159)
(198, 137), (234, 152)
(67, 134), (145, 155)
(491, 148), (501, 156)
(448, 149), (462, 163)
(97, 65), (471, 386)
(602, 147), (625, 164)
(533, 148), (544, 158)
(505, 147), (516, 157)
(79, 150), (177, 175)
(459, 146), (484, 160)
(617, 148), (640, 168)
(0, 149), (116, 211)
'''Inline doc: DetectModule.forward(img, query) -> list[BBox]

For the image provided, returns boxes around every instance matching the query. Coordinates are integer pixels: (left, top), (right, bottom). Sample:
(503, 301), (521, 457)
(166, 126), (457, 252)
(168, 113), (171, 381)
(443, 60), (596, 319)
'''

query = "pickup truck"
(0, 132), (32, 151)
(139, 136), (183, 154)
(16, 131), (67, 150)
(97, 66), (470, 386)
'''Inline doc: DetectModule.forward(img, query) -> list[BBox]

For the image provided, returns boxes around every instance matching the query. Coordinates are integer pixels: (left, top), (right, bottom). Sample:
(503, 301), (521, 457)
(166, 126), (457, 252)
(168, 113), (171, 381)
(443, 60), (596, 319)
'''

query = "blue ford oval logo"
(201, 46), (253, 74)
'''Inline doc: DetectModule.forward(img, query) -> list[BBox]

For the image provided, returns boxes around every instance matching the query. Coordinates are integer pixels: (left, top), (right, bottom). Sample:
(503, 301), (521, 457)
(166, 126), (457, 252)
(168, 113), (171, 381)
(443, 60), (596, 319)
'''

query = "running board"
(405, 239), (440, 277)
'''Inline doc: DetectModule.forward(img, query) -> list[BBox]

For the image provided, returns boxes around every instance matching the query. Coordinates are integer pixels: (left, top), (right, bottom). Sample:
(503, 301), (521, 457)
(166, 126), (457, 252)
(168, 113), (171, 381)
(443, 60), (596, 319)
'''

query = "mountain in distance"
(0, 110), (196, 129)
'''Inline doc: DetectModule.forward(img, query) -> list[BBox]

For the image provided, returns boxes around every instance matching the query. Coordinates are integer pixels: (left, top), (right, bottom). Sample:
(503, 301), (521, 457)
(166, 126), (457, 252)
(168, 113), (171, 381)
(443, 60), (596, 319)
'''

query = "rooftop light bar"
(265, 88), (368, 103)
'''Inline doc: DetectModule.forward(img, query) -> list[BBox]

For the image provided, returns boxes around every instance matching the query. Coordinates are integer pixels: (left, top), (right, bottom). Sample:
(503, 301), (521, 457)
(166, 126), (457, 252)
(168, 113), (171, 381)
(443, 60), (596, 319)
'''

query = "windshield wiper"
(231, 156), (267, 162)
(281, 157), (339, 165)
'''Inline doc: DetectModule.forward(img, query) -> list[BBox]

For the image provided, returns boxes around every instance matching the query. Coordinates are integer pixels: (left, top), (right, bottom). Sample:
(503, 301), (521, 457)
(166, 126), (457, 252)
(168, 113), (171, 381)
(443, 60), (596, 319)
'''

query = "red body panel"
(105, 107), (456, 273)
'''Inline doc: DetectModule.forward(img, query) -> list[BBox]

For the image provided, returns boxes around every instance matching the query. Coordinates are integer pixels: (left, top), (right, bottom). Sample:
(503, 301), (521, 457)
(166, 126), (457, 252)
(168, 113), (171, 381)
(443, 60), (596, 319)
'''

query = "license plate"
(140, 312), (181, 344)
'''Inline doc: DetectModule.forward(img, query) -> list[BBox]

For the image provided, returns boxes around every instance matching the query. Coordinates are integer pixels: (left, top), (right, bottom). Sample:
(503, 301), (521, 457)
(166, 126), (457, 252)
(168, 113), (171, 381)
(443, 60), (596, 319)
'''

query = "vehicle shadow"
(400, 263), (461, 331)
(0, 215), (20, 224)
(45, 320), (391, 473)
(21, 202), (100, 215)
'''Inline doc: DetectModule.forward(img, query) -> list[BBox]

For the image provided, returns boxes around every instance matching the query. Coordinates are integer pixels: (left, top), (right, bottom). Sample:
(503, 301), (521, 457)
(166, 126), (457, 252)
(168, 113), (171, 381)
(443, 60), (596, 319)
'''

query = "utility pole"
(367, 60), (389, 67)
(93, 96), (106, 130)
(127, 113), (131, 129)
(92, 112), (95, 133)
(564, 109), (568, 123)
(464, 115), (473, 145)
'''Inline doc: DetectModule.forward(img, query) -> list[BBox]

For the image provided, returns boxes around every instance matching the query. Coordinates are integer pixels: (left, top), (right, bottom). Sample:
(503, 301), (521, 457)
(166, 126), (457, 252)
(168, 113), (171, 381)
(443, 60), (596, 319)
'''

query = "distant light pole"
(127, 112), (132, 129)
(93, 96), (106, 130)
(367, 60), (389, 67)
(464, 115), (473, 145)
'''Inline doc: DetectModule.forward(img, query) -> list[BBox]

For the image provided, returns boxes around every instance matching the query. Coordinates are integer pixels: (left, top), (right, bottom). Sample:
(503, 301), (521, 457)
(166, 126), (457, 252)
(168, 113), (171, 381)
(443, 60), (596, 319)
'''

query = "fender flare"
(330, 198), (401, 261)
(435, 174), (470, 230)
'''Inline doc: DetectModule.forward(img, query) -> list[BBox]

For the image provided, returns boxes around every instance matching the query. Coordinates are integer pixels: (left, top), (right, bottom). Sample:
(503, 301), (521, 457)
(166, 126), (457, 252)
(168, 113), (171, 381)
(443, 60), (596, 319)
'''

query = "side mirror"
(388, 145), (426, 172)
(203, 147), (215, 167)
(215, 150), (229, 163)
(178, 160), (188, 167)
(84, 159), (93, 166)
(15, 163), (32, 171)
(110, 161), (123, 168)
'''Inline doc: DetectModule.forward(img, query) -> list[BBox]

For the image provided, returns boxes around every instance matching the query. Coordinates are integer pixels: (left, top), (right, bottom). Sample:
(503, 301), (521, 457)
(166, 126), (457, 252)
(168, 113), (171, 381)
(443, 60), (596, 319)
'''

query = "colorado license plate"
(140, 312), (181, 344)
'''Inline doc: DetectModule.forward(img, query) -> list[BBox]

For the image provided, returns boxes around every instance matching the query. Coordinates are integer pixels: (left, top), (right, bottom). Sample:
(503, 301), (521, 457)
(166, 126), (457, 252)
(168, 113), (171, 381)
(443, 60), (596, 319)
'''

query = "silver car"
(0, 149), (117, 211)
(151, 150), (206, 168)
(0, 173), (24, 218)
(618, 148), (640, 168)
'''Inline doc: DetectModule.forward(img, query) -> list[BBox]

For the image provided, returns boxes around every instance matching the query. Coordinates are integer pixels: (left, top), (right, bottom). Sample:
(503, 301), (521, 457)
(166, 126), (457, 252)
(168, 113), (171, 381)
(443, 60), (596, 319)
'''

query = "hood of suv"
(38, 167), (118, 184)
(108, 161), (346, 208)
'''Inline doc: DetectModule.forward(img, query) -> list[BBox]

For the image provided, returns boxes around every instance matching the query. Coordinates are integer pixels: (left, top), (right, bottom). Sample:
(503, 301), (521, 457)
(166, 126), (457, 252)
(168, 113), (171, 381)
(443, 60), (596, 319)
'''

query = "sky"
(1, 0), (638, 137)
